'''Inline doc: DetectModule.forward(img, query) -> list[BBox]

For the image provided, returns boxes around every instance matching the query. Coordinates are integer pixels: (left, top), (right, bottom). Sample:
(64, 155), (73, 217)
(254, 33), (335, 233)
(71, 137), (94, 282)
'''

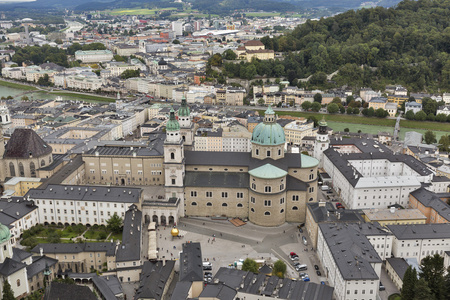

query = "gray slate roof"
(92, 275), (123, 300)
(4, 128), (52, 159)
(0, 257), (27, 276)
(185, 171), (249, 188)
(387, 223), (450, 240)
(26, 184), (141, 203)
(386, 258), (409, 281)
(44, 282), (97, 300)
(135, 260), (175, 300)
(179, 242), (203, 282)
(116, 204), (142, 262)
(26, 255), (58, 278)
(31, 242), (116, 256)
(410, 188), (450, 222)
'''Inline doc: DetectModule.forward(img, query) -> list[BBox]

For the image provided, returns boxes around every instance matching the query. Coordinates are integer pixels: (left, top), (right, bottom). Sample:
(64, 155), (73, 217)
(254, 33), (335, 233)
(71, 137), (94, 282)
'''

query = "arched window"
(206, 202), (212, 206)
(191, 202), (197, 206)
(41, 159), (45, 167)
(264, 211), (271, 216)
(292, 206), (298, 210)
(30, 162), (36, 177)
(237, 203), (243, 207)
(18, 162), (24, 177)
(16, 279), (20, 287)
(280, 209), (284, 213)
(9, 162), (15, 176)
(309, 197), (314, 202)
(170, 152), (175, 160)
(49, 156), (52, 163)
(0, 116), (2, 122)
(222, 203), (228, 207)
(251, 208), (255, 212)
(182, 136), (186, 141)
(5, 115), (7, 122)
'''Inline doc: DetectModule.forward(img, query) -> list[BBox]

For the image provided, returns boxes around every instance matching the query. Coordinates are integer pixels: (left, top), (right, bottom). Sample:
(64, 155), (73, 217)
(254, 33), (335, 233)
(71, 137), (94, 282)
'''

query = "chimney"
(40, 247), (43, 256)
(390, 207), (396, 214)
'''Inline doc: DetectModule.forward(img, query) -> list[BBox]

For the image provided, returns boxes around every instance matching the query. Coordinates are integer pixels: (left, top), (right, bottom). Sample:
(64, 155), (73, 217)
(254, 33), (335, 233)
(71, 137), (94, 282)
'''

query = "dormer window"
(267, 150), (271, 157)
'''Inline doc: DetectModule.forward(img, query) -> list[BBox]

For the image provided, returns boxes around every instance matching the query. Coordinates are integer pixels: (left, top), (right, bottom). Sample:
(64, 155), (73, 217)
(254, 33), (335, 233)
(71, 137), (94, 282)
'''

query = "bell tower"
(163, 108), (185, 215)
(178, 96), (194, 150)
(313, 117), (329, 168)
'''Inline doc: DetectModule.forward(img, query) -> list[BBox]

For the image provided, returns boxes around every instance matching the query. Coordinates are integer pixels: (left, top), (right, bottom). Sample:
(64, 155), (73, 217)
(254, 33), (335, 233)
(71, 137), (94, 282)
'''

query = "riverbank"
(0, 80), (37, 91)
(49, 91), (115, 102)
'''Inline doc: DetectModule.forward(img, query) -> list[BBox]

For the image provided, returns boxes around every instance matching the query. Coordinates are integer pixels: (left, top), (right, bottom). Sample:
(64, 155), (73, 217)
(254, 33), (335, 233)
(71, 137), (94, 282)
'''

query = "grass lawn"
(49, 92), (115, 102)
(106, 7), (177, 15)
(109, 232), (123, 241)
(388, 294), (401, 300)
(258, 109), (450, 134)
(59, 227), (80, 239)
(0, 80), (37, 91)
(245, 12), (281, 17)
(35, 237), (73, 244)
(84, 227), (108, 240)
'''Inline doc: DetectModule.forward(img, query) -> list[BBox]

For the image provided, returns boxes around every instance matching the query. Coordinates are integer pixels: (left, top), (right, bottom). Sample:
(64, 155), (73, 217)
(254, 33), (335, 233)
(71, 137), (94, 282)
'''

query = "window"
(190, 191), (197, 197)
(237, 203), (243, 207)
(16, 279), (20, 287)
(293, 206), (298, 210)
(280, 184), (284, 190)
(251, 197), (255, 204)
(292, 195), (299, 201)
(252, 183), (256, 189)
(264, 200), (271, 207)
(251, 208), (255, 212)
(170, 152), (175, 160)
(191, 202), (197, 206)
(237, 192), (244, 198)
(265, 186), (272, 193)
(41, 159), (45, 167)
(309, 173), (314, 180)
(206, 192), (213, 198)
(30, 162), (36, 177)
(255, 149), (259, 155)
(222, 203), (228, 207)
(9, 162), (15, 176)
(309, 197), (314, 202)
(309, 187), (314, 193)
(280, 209), (284, 213)
(18, 162), (24, 177)
(222, 192), (228, 198)
(264, 211), (271, 216)
(278, 149), (281, 156)
(206, 202), (212, 206)
(280, 198), (285, 204)
(266, 150), (271, 157)
(171, 179), (176, 185)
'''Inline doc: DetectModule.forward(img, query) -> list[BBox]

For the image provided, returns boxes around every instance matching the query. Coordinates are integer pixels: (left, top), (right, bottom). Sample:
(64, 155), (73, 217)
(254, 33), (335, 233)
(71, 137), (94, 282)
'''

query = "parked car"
(299, 272), (307, 278)
(316, 270), (321, 276)
(302, 236), (308, 246)
(314, 265), (319, 270)
(302, 276), (310, 282)
(293, 262), (301, 266)
(379, 282), (385, 291)
(327, 190), (333, 194)
(298, 227), (303, 233)
(204, 272), (213, 278)
(203, 262), (212, 270)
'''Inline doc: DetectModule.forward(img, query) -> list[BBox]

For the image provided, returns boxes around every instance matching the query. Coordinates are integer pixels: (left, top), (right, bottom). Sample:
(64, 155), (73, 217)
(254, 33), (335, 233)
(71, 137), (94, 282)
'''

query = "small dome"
(166, 108), (180, 131)
(178, 96), (190, 117)
(171, 227), (179, 237)
(251, 106), (285, 146)
(0, 223), (11, 244)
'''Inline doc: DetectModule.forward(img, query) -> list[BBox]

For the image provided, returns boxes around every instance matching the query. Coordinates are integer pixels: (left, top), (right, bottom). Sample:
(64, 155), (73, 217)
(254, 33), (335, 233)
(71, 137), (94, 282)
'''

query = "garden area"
(20, 222), (122, 250)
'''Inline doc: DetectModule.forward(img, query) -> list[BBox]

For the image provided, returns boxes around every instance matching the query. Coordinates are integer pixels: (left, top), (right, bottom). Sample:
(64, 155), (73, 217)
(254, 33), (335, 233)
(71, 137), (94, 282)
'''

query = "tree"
(37, 74), (52, 86)
(424, 130), (437, 144)
(120, 69), (140, 79)
(344, 128), (349, 132)
(242, 258), (258, 273)
(2, 280), (15, 300)
(301, 101), (312, 111)
(339, 104), (345, 114)
(346, 107), (353, 114)
(415, 110), (427, 121)
(331, 97), (342, 104)
(172, 39), (180, 44)
(208, 53), (222, 67)
(405, 110), (415, 120)
(311, 102), (321, 112)
(436, 114), (447, 122)
(307, 116), (318, 127)
(419, 254), (445, 300)
(353, 107), (360, 114)
(367, 107), (375, 117)
(375, 108), (388, 118)
(327, 103), (339, 114)
(413, 278), (435, 300)
(222, 49), (237, 60)
(273, 260), (286, 278)
(443, 266), (450, 300)
(46, 231), (60, 243)
(402, 266), (418, 300)
(313, 93), (322, 104)
(438, 135), (450, 152)
(107, 213), (123, 234)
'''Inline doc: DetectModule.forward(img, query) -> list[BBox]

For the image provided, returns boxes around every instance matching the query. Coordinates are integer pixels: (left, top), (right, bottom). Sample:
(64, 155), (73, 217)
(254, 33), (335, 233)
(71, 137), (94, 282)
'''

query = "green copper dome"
(249, 163), (287, 179)
(166, 108), (180, 131)
(0, 223), (11, 244)
(251, 106), (286, 146)
(318, 116), (327, 127)
(178, 96), (190, 117)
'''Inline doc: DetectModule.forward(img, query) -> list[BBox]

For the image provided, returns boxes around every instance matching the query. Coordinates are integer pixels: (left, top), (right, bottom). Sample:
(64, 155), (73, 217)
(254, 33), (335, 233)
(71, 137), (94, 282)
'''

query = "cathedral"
(165, 101), (319, 226)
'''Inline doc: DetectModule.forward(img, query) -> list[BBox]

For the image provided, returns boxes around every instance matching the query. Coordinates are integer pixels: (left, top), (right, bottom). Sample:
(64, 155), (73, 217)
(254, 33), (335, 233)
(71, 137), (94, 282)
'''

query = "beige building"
(363, 207), (427, 226)
(368, 97), (388, 110)
(3, 177), (43, 196)
(284, 120), (316, 145)
(236, 40), (274, 62)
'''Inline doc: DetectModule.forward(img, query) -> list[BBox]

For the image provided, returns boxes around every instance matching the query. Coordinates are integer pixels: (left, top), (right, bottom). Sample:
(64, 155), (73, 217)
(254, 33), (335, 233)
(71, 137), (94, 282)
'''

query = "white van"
(321, 185), (329, 191)
(203, 262), (212, 270)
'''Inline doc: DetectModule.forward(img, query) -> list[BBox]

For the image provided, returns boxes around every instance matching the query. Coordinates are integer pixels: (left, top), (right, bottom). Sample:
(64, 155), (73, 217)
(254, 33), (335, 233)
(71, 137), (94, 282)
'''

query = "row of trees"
(242, 258), (286, 278)
(405, 110), (450, 122)
(402, 254), (450, 300)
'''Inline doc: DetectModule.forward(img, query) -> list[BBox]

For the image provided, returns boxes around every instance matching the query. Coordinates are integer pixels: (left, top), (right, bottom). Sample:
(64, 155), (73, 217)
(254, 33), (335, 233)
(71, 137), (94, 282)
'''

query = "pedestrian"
(208, 239), (210, 243)
(220, 233), (222, 237)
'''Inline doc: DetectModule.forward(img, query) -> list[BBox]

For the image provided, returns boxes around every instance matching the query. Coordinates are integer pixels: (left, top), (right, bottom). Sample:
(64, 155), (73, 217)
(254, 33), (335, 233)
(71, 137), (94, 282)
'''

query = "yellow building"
(3, 177), (43, 196)
(362, 208), (427, 227)
(368, 97), (388, 109)
(388, 95), (409, 107)
(236, 40), (274, 62)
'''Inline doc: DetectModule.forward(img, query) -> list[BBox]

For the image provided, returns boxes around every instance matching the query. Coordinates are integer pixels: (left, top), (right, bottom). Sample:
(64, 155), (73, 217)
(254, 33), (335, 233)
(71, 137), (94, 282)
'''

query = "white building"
(75, 50), (113, 63)
(405, 102), (422, 114)
(171, 21), (183, 36)
(65, 74), (103, 91)
(442, 93), (450, 104)
(436, 106), (450, 116)
(323, 138), (433, 209)
(317, 223), (384, 300)
(387, 223), (450, 263)
(26, 185), (141, 226)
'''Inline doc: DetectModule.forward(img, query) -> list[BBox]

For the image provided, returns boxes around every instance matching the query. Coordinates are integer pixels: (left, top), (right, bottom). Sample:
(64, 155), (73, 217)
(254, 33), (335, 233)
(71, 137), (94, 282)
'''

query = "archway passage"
(121, 178), (125, 185)
(160, 215), (167, 225)
(168, 216), (174, 225)
(144, 215), (150, 224)
(152, 215), (159, 225)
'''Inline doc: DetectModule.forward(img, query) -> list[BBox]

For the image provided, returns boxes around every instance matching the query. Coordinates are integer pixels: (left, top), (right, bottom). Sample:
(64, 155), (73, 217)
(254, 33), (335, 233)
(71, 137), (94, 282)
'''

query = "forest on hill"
(222, 0), (450, 92)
